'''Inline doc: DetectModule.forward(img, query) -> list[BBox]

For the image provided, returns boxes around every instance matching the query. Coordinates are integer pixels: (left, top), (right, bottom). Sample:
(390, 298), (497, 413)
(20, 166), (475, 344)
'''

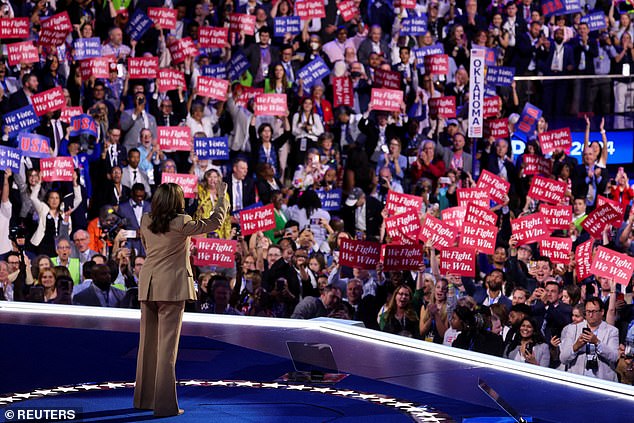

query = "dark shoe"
(154, 409), (184, 417)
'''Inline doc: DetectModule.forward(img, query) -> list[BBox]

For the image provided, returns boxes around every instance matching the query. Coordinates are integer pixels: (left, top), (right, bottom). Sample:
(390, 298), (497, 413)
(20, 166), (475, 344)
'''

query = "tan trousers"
(134, 300), (185, 416)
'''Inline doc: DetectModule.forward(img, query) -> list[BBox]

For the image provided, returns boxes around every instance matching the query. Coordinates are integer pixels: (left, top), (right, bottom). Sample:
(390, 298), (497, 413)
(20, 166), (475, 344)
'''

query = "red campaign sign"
(597, 195), (625, 226)
(511, 212), (549, 246)
(575, 239), (593, 281)
(295, 0), (326, 20)
(539, 204), (572, 231)
(38, 27), (68, 47)
(333, 77), (353, 108)
(31, 87), (65, 117)
(191, 238), (236, 268)
(6, 41), (39, 66)
(228, 13), (256, 35)
(381, 244), (424, 271)
(157, 126), (192, 152)
(239, 203), (276, 235)
(60, 106), (83, 124)
(168, 37), (199, 64)
(236, 86), (264, 107)
(459, 221), (498, 255)
(385, 190), (422, 216)
(41, 11), (72, 32)
(385, 210), (422, 241)
(439, 247), (476, 277)
(486, 118), (509, 139)
(0, 18), (30, 39)
(418, 215), (456, 250)
(337, 0), (359, 21)
(148, 7), (177, 30)
(161, 173), (198, 198)
(400, 0), (417, 8)
(339, 239), (381, 269)
(441, 206), (466, 231)
(429, 96), (456, 119)
(457, 187), (489, 208)
(41, 157), (74, 182)
(465, 203), (498, 227)
(540, 237), (572, 265)
(527, 175), (567, 204)
(582, 201), (622, 239)
(522, 154), (552, 176)
(424, 54), (449, 75)
(128, 57), (159, 79)
(198, 26), (229, 48)
(157, 68), (186, 93)
(374, 69), (401, 90)
(79, 57), (113, 81)
(538, 127), (572, 154)
(483, 96), (501, 118)
(254, 93), (288, 116)
(591, 246), (634, 286)
(39, 12), (72, 47)
(370, 88), (403, 112)
(477, 169), (510, 205)
(197, 76), (229, 101)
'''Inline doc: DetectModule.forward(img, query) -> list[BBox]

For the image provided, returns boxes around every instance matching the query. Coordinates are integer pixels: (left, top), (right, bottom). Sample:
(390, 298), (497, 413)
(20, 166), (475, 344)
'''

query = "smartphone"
(310, 218), (321, 225)
(617, 292), (625, 302)
(121, 230), (137, 239)
(356, 230), (364, 240)
(582, 327), (592, 335)
(525, 342), (534, 355)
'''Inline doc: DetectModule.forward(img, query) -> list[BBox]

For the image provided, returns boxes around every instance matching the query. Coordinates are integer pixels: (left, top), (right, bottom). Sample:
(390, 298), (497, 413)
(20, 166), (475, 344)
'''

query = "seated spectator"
(504, 317), (550, 367)
(200, 276), (243, 315)
(291, 283), (342, 319)
(51, 238), (81, 286)
(72, 263), (125, 307)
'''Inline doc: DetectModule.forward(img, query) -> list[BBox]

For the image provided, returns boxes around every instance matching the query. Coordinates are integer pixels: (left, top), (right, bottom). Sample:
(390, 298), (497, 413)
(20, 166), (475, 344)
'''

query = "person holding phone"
(504, 317), (550, 366)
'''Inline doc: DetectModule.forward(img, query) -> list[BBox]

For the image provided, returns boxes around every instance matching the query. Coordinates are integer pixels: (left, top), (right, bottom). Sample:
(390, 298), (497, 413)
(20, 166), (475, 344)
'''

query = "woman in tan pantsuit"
(134, 182), (229, 417)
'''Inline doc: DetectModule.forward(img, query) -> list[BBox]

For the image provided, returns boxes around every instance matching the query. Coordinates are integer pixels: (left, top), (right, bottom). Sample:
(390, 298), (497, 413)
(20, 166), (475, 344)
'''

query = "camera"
(9, 226), (26, 243)
(350, 71), (362, 78)
(525, 342), (533, 355)
(136, 96), (145, 106)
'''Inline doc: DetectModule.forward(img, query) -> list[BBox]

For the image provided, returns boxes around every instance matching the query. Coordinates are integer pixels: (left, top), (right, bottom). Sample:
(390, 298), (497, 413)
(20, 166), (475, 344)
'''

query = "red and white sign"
(337, 0), (359, 21)
(424, 54), (449, 75)
(41, 12), (72, 32)
(333, 77), (353, 108)
(540, 237), (572, 265)
(527, 176), (567, 205)
(236, 86), (263, 107)
(477, 169), (510, 205)
(38, 28), (68, 47)
(539, 204), (572, 231)
(457, 187), (489, 208)
(511, 212), (549, 246)
(157, 68), (186, 92)
(483, 96), (501, 118)
(79, 57), (113, 81)
(41, 157), (74, 182)
(575, 239), (593, 281)
(522, 154), (552, 176)
(591, 246), (634, 286)
(197, 76), (229, 101)
(538, 127), (572, 155)
(385, 190), (422, 216)
(486, 118), (509, 138)
(31, 87), (65, 117)
(148, 7), (177, 30)
(459, 221), (497, 254)
(465, 202), (498, 227)
(239, 204), (276, 235)
(418, 215), (456, 250)
(228, 13), (256, 35)
(429, 96), (456, 118)
(168, 37), (199, 64)
(440, 247), (476, 277)
(39, 12), (72, 46)
(191, 238), (236, 268)
(128, 56), (159, 79)
(198, 26), (229, 48)
(0, 18), (30, 39)
(339, 239), (381, 270)
(400, 0), (417, 8)
(161, 173), (198, 198)
(370, 88), (403, 112)
(442, 206), (466, 230)
(385, 210), (421, 242)
(597, 196), (625, 227)
(582, 201), (622, 239)
(381, 244), (424, 271)
(374, 69), (401, 90)
(6, 41), (39, 66)
(295, 0), (326, 20)
(60, 106), (83, 124)
(254, 94), (288, 116)
(157, 126), (192, 152)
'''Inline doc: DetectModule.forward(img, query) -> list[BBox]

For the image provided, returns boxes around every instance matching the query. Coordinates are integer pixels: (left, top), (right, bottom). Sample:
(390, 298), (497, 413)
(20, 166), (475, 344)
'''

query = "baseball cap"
(345, 188), (364, 207)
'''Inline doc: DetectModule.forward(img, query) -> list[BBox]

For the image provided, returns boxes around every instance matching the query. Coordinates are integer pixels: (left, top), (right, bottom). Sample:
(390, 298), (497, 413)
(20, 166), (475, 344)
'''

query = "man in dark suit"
(72, 263), (125, 307)
(279, 44), (301, 85)
(341, 188), (383, 242)
(244, 26), (279, 87)
(358, 111), (403, 163)
(532, 280), (572, 367)
(513, 20), (547, 106)
(568, 22), (598, 115)
(101, 127), (127, 172)
(343, 279), (380, 330)
(572, 147), (608, 210)
(539, 27), (575, 119)
(455, 0), (488, 40)
(117, 183), (151, 256)
(224, 157), (256, 214)
(472, 269), (513, 312)
(2, 73), (38, 113)
(357, 25), (390, 66)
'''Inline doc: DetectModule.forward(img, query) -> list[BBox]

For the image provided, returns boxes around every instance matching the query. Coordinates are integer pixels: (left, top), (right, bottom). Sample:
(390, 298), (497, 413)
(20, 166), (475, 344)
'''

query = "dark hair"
(297, 190), (322, 218)
(584, 296), (604, 312)
(149, 183), (185, 234)
(257, 123), (273, 138)
(128, 148), (140, 158)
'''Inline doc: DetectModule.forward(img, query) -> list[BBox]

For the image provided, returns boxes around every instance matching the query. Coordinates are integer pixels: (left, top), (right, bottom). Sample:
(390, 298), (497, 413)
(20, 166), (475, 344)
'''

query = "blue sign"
(126, 10), (153, 41)
(514, 103), (542, 141)
(202, 64), (227, 79)
(542, 0), (581, 16)
(581, 12), (607, 31)
(228, 52), (250, 81)
(274, 17), (301, 37)
(401, 16), (427, 36)
(0, 146), (21, 173)
(3, 105), (39, 137)
(70, 114), (98, 137)
(73, 38), (102, 60)
(18, 133), (52, 158)
(413, 43), (444, 69)
(316, 189), (342, 211)
(563, 0), (582, 13)
(484, 84), (497, 97)
(297, 57), (330, 89)
(194, 136), (229, 160)
(486, 66), (515, 86)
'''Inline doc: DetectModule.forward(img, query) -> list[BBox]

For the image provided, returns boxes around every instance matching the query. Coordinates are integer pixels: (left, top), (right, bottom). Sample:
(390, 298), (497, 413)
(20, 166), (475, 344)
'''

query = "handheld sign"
(486, 118), (509, 139)
(157, 126), (192, 151)
(79, 57), (113, 81)
(381, 244), (424, 271)
(539, 204), (572, 231)
(581, 12), (607, 31)
(515, 103), (542, 141)
(202, 64), (227, 79)
(418, 215), (456, 250)
(18, 133), (51, 158)
(429, 96), (456, 118)
(401, 17), (427, 36)
(0, 146), (21, 173)
(73, 38), (102, 61)
(161, 173), (198, 198)
(582, 202), (622, 239)
(424, 54), (449, 75)
(198, 26), (229, 48)
(440, 247), (476, 277)
(337, 0), (359, 21)
(274, 17), (301, 37)
(511, 212), (549, 246)
(486, 66), (515, 86)
(483, 96), (501, 119)
(385, 209), (422, 242)
(254, 94), (288, 116)
(194, 136), (229, 160)
(31, 87), (66, 117)
(315, 189), (342, 211)
(459, 221), (498, 254)
(7, 41), (39, 66)
(374, 69), (401, 90)
(157, 69), (186, 92)
(457, 187), (489, 208)
(441, 206), (466, 231)
(333, 77), (353, 108)
(168, 37), (199, 64)
(3, 105), (39, 137)
(468, 47), (485, 138)
(295, 0), (326, 20)
(370, 88), (403, 112)
(148, 7), (177, 30)
(41, 157), (75, 182)
(465, 203), (498, 226)
(228, 53), (250, 81)
(297, 57), (330, 89)
(591, 246), (634, 286)
(575, 239), (593, 281)
(126, 10), (153, 41)
(477, 169), (510, 205)
(538, 128), (572, 154)
(540, 237), (572, 265)
(413, 44), (444, 69)
(191, 238), (237, 268)
(385, 190), (422, 216)
(128, 57), (159, 79)
(228, 13), (256, 35)
(239, 203), (276, 235)
(0, 18), (30, 39)
(196, 76), (229, 101)
(339, 239), (381, 269)
(69, 114), (98, 137)
(527, 176), (567, 205)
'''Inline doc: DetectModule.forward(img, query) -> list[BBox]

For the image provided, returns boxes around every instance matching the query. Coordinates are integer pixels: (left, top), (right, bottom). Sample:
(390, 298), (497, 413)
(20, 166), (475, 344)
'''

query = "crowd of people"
(0, 0), (633, 385)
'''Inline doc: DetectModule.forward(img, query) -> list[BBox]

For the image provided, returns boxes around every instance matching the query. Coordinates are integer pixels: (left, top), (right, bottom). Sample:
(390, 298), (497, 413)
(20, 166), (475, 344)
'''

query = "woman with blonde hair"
(379, 284), (420, 338)
(419, 277), (449, 343)
(194, 169), (232, 239)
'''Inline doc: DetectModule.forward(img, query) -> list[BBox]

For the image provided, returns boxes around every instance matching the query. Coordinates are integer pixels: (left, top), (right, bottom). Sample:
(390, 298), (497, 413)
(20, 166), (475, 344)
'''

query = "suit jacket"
(118, 199), (152, 256)
(472, 289), (513, 312)
(572, 164), (608, 207)
(103, 143), (128, 172)
(224, 175), (256, 212)
(244, 44), (280, 81)
(119, 109), (158, 152)
(139, 200), (229, 302)
(532, 301), (572, 339)
(72, 283), (126, 307)
(357, 38), (390, 65)
(121, 166), (151, 194)
(4, 89), (29, 113)
(539, 41), (575, 75)
(568, 36), (599, 75)
(439, 146), (473, 175)
(513, 30), (547, 74)
(559, 321), (619, 381)
(341, 196), (383, 242)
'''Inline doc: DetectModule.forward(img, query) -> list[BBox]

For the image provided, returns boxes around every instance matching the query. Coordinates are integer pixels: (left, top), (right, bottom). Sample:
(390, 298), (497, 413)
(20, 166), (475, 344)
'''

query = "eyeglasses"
(7, 261), (20, 265)
(585, 310), (602, 314)
(57, 246), (71, 250)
